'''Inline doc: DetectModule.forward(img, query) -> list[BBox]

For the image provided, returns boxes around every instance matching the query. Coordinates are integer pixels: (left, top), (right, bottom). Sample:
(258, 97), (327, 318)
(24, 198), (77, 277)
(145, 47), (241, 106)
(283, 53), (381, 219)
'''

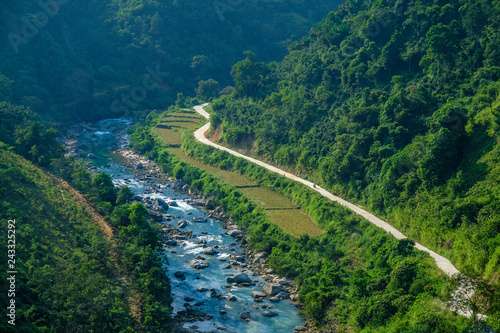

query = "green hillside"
(0, 147), (172, 332)
(211, 0), (500, 282)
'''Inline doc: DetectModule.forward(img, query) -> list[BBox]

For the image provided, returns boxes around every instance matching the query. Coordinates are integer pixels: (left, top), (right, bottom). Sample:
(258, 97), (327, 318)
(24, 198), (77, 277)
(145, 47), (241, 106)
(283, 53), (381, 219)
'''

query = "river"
(66, 118), (306, 332)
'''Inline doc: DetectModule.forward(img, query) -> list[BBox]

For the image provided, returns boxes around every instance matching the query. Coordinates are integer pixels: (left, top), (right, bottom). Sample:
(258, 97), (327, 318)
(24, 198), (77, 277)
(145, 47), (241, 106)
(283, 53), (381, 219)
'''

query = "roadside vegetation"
(130, 108), (474, 332)
(152, 107), (323, 237)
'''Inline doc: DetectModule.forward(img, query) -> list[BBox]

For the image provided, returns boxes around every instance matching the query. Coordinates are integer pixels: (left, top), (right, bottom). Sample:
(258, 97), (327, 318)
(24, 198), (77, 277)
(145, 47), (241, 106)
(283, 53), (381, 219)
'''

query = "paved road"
(193, 104), (460, 277)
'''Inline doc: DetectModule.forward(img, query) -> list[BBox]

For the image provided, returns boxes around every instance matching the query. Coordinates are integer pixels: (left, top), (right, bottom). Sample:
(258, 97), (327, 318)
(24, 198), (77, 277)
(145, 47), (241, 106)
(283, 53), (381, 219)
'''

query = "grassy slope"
(154, 108), (324, 237)
(0, 147), (142, 332)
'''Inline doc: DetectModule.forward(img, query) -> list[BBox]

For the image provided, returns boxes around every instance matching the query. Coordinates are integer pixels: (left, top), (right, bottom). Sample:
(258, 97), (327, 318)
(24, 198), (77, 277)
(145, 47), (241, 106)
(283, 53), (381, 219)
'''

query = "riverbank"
(113, 147), (309, 332)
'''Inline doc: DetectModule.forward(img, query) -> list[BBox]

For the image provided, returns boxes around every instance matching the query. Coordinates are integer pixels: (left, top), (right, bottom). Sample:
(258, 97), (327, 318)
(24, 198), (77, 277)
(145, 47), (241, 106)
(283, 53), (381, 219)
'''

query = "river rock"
(173, 179), (185, 190)
(184, 297), (194, 302)
(228, 295), (237, 301)
(186, 307), (209, 318)
(87, 153), (97, 159)
(174, 271), (185, 280)
(240, 311), (250, 321)
(204, 247), (217, 255)
(294, 326), (308, 332)
(173, 235), (187, 241)
(262, 283), (286, 296)
(275, 291), (289, 299)
(263, 311), (278, 317)
(227, 273), (252, 284)
(193, 216), (207, 222)
(135, 162), (143, 169)
(169, 200), (179, 207)
(234, 255), (245, 262)
(165, 240), (178, 246)
(153, 198), (169, 211)
(228, 230), (243, 237)
(251, 291), (267, 298)
(189, 259), (209, 269)
(178, 219), (188, 228)
(197, 287), (208, 292)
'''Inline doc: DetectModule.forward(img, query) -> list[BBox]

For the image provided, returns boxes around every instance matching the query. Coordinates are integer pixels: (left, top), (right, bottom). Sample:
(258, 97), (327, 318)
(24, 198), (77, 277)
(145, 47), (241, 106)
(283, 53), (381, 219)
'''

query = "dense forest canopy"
(211, 0), (500, 282)
(1, 0), (500, 331)
(0, 0), (342, 121)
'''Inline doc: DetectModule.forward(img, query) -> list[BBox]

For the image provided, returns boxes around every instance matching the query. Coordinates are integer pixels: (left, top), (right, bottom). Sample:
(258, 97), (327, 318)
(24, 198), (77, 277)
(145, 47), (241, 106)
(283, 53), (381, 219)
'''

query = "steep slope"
(211, 0), (500, 283)
(0, 147), (171, 332)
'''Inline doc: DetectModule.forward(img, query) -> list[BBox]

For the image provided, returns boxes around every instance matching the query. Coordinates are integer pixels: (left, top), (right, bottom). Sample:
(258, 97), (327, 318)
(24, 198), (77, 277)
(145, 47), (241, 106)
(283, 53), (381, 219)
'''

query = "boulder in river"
(165, 240), (178, 246)
(275, 291), (289, 300)
(178, 219), (188, 228)
(189, 259), (209, 269)
(203, 247), (217, 255)
(263, 311), (278, 317)
(234, 255), (245, 262)
(240, 311), (250, 321)
(294, 326), (308, 332)
(186, 307), (209, 318)
(251, 291), (267, 298)
(135, 162), (143, 169)
(227, 273), (251, 284)
(169, 200), (179, 207)
(228, 230), (243, 237)
(153, 198), (169, 211)
(193, 216), (207, 222)
(174, 271), (185, 280)
(262, 283), (287, 296)
(173, 179), (185, 190)
(87, 153), (97, 159)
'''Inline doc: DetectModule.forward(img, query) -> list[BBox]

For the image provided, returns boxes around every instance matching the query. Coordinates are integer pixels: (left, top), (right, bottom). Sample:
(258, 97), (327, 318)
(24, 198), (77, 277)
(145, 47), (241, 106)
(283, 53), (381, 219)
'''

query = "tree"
(449, 273), (494, 333)
(0, 73), (12, 101)
(15, 122), (64, 166)
(116, 186), (134, 205)
(230, 51), (271, 97)
(91, 172), (117, 203)
(195, 79), (220, 100)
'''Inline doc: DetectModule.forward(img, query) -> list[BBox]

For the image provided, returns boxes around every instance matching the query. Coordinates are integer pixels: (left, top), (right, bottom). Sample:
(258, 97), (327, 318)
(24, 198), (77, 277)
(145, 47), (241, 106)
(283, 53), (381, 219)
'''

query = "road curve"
(193, 103), (460, 278)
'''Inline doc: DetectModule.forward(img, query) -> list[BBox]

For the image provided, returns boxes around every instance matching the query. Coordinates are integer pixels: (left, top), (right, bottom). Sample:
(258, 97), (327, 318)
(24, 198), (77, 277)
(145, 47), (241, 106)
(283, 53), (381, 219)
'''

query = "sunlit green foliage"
(212, 0), (500, 285)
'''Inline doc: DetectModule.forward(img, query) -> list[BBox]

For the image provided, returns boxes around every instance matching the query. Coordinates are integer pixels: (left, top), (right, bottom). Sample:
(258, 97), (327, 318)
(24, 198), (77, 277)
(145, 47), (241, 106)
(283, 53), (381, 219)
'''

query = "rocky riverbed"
(62, 118), (309, 332)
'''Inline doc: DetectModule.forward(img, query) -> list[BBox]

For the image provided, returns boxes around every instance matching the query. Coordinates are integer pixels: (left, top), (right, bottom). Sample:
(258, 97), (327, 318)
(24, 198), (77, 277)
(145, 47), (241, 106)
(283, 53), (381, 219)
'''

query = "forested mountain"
(211, 0), (500, 284)
(0, 0), (342, 121)
(2, 0), (500, 331)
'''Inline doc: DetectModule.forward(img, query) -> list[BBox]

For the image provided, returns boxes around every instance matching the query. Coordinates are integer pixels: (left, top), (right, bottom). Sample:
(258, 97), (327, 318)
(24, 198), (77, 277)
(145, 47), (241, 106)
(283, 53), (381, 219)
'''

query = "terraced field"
(154, 109), (324, 237)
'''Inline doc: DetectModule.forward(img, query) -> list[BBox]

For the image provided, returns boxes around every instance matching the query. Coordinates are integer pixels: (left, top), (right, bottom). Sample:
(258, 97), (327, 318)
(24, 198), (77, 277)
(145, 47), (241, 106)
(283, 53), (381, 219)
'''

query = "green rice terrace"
(154, 109), (324, 237)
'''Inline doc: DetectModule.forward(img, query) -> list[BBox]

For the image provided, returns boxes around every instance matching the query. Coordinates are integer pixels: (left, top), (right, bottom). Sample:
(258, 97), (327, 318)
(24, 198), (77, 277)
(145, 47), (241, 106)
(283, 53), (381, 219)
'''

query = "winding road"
(193, 103), (461, 278)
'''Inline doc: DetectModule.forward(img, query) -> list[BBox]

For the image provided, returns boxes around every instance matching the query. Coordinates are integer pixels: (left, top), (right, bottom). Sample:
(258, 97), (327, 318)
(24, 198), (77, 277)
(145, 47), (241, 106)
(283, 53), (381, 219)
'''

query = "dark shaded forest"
(0, 0), (342, 121)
